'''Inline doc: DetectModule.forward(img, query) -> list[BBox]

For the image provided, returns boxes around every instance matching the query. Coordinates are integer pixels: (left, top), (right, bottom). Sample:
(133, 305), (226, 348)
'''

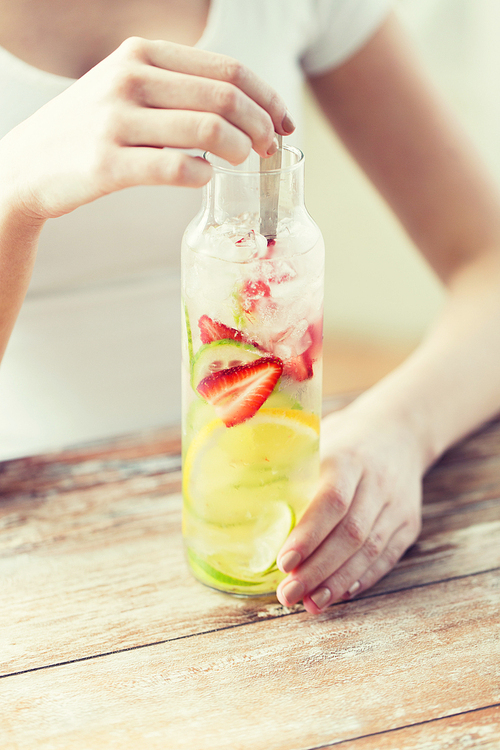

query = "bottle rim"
(203, 144), (304, 176)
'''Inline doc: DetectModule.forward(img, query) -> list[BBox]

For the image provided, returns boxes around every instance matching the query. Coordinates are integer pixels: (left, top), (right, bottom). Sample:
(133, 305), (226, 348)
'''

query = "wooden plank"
(325, 705), (500, 749)
(0, 426), (182, 498)
(1, 406), (499, 674)
(2, 428), (500, 675)
(2, 466), (499, 676)
(423, 455), (500, 515)
(1, 571), (498, 750)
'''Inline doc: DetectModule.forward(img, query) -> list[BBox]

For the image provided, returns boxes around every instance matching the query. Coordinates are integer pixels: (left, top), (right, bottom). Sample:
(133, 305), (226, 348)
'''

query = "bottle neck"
(202, 147), (306, 233)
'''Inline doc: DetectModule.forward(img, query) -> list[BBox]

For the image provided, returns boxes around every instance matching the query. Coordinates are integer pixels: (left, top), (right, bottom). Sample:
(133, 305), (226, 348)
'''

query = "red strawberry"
(240, 279), (271, 315)
(283, 351), (314, 382)
(196, 356), (283, 427)
(282, 318), (322, 382)
(307, 318), (323, 360)
(198, 315), (246, 345)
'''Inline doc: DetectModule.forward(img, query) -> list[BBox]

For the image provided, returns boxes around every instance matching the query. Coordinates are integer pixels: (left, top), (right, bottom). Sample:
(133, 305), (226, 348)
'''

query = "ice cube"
(234, 230), (267, 260)
(259, 258), (297, 285)
(201, 221), (267, 262)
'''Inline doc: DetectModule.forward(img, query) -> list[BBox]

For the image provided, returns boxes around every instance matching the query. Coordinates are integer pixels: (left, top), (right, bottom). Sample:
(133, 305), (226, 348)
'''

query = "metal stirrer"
(259, 134), (282, 240)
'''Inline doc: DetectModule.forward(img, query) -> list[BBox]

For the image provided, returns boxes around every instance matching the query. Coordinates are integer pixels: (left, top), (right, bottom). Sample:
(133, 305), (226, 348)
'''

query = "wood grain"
(327, 705), (500, 749)
(1, 412), (499, 675)
(1, 571), (498, 750)
(1, 400), (499, 749)
(1, 480), (499, 675)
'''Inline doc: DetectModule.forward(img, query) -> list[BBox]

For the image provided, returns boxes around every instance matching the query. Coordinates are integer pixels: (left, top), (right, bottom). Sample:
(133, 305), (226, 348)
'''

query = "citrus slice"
(183, 407), (320, 526)
(185, 390), (300, 439)
(185, 501), (294, 586)
(186, 549), (263, 589)
(247, 501), (295, 573)
(182, 407), (319, 589)
(191, 339), (263, 390)
(183, 302), (194, 366)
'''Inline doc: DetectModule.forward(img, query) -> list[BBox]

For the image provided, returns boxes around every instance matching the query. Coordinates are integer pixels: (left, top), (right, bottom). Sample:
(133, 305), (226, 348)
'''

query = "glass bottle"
(181, 145), (324, 595)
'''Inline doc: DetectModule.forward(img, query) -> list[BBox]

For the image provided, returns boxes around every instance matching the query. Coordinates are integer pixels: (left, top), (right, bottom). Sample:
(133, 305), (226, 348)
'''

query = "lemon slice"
(183, 407), (320, 526)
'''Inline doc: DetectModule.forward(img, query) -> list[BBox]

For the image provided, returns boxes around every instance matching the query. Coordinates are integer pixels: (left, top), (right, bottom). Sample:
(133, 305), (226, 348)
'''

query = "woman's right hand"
(0, 37), (294, 221)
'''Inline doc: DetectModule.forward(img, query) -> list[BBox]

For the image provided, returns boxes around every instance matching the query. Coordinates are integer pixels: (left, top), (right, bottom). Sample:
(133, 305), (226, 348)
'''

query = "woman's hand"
(0, 37), (293, 221)
(276, 399), (425, 614)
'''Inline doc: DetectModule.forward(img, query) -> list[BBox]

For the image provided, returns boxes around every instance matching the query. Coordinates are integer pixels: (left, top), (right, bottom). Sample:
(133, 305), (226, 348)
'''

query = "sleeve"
(301, 0), (393, 76)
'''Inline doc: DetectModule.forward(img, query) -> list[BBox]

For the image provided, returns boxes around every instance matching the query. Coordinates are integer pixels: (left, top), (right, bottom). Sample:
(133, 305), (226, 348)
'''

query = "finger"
(343, 522), (421, 600)
(303, 512), (407, 614)
(119, 108), (252, 164)
(277, 477), (387, 607)
(135, 68), (275, 157)
(107, 148), (213, 190)
(277, 459), (363, 575)
(135, 39), (292, 136)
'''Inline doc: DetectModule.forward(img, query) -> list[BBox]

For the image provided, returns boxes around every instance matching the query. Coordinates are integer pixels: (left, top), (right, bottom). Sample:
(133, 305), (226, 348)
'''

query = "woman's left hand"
(276, 400), (425, 614)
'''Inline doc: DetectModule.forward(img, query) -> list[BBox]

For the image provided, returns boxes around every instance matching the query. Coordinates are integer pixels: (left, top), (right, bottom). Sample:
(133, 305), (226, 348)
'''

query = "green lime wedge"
(187, 549), (261, 588)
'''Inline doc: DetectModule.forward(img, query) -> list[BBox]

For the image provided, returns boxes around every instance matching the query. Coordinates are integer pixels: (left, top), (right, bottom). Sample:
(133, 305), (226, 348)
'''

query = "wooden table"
(1, 395), (499, 749)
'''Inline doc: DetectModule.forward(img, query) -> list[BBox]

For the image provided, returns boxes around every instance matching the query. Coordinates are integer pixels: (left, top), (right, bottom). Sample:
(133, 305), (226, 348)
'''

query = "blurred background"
(305, 0), (500, 395)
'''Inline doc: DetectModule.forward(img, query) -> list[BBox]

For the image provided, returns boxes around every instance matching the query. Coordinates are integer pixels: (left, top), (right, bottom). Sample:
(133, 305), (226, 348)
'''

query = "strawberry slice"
(198, 315), (246, 345)
(282, 319), (322, 382)
(240, 279), (271, 315)
(307, 318), (323, 360)
(283, 351), (314, 382)
(196, 356), (283, 427)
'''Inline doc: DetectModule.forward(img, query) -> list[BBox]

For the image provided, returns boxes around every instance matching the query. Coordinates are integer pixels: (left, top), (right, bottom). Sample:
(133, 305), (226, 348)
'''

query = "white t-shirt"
(0, 0), (391, 459)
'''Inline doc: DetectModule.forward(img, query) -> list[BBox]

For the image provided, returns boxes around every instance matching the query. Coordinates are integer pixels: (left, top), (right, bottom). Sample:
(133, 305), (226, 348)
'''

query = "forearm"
(349, 246), (500, 471)
(279, 9), (500, 612)
(309, 13), (500, 471)
(0, 195), (44, 362)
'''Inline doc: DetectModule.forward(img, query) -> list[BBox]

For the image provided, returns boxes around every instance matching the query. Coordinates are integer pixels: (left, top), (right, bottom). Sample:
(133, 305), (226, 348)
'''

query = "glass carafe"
(181, 145), (324, 595)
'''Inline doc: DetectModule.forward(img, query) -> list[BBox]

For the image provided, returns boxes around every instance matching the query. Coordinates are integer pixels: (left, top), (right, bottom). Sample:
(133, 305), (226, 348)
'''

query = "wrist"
(343, 378), (439, 474)
(0, 172), (47, 235)
(0, 176), (45, 366)
(0, 197), (46, 251)
(0, 131), (49, 227)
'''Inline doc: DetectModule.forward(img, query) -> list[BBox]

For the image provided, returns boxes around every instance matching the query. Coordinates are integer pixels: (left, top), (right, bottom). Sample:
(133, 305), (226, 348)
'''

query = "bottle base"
(194, 577), (279, 599)
(186, 547), (285, 597)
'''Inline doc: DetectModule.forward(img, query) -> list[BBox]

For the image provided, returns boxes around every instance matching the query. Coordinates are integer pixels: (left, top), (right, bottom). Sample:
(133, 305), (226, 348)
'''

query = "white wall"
(304, 0), (500, 345)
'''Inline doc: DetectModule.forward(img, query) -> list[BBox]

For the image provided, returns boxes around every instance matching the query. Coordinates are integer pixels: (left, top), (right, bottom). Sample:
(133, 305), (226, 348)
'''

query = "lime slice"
(183, 302), (194, 366)
(191, 339), (263, 390)
(185, 501), (294, 587)
(187, 549), (262, 588)
(247, 501), (295, 573)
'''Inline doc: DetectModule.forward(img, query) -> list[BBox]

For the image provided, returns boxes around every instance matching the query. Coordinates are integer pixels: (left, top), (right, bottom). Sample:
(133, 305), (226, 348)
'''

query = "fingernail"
(343, 581), (361, 600)
(281, 579), (304, 605)
(310, 587), (331, 610)
(281, 110), (295, 134)
(266, 135), (279, 156)
(278, 550), (301, 573)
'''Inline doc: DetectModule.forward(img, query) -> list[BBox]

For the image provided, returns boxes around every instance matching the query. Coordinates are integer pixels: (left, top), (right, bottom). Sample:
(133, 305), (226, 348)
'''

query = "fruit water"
(181, 147), (324, 595)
